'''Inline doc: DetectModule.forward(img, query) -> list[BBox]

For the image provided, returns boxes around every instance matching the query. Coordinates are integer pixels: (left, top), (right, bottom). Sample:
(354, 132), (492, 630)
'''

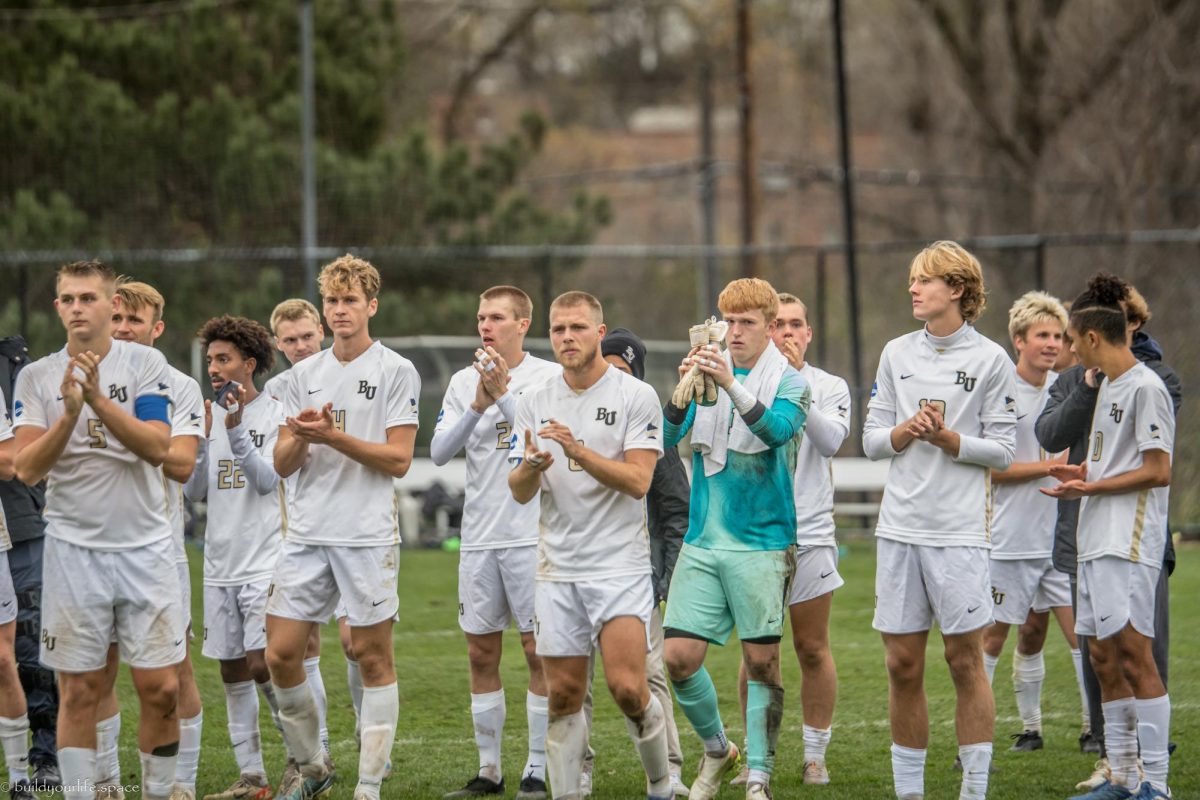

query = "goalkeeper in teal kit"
(661, 278), (811, 800)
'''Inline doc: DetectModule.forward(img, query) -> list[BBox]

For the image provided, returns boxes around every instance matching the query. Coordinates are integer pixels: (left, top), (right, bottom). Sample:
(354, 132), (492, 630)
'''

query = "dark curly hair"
(197, 315), (275, 376)
(1069, 272), (1129, 344)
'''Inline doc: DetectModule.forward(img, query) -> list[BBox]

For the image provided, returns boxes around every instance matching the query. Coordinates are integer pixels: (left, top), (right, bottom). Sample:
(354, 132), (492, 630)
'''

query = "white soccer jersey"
(1077, 363), (1174, 568)
(202, 394), (285, 586)
(991, 372), (1059, 560)
(436, 354), (560, 550)
(511, 365), (663, 582)
(13, 340), (173, 550)
(0, 394), (12, 552)
(864, 324), (1017, 548)
(282, 342), (421, 546)
(793, 363), (852, 548)
(166, 366), (204, 564)
(263, 370), (291, 402)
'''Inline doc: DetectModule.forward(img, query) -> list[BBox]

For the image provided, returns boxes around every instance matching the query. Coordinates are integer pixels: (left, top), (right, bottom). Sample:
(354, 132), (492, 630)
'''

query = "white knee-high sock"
(1012, 649), (1045, 733)
(59, 748), (97, 800)
(356, 683), (399, 800)
(1102, 697), (1139, 789)
(802, 724), (831, 765)
(957, 743), (992, 800)
(303, 657), (329, 755)
(982, 652), (999, 686)
(525, 691), (548, 783)
(1071, 649), (1090, 730)
(0, 714), (30, 783)
(471, 689), (505, 782)
(225, 680), (266, 778)
(1136, 694), (1171, 793)
(625, 695), (671, 798)
(274, 680), (324, 770)
(139, 749), (177, 800)
(94, 712), (121, 784)
(547, 711), (587, 800)
(175, 711), (203, 789)
(890, 743), (925, 799)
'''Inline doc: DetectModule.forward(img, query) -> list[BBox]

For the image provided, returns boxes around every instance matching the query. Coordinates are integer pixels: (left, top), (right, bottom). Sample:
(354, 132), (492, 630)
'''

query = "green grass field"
(103, 539), (1198, 799)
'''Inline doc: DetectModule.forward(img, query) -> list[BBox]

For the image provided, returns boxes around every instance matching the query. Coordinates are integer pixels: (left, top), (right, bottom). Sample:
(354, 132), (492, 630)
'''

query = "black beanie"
(601, 327), (647, 380)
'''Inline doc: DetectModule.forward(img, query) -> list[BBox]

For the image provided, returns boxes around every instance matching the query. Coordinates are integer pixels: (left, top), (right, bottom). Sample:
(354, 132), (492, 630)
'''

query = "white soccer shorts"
(41, 536), (186, 672)
(458, 546), (536, 635)
(0, 550), (15, 626)
(202, 580), (270, 660)
(1075, 556), (1158, 641)
(988, 557), (1071, 625)
(872, 538), (993, 635)
(788, 545), (845, 606)
(267, 540), (399, 628)
(533, 572), (653, 658)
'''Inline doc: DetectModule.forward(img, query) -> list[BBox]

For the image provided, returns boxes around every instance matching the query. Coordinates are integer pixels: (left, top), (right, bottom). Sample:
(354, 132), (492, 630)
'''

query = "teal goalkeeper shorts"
(663, 543), (796, 645)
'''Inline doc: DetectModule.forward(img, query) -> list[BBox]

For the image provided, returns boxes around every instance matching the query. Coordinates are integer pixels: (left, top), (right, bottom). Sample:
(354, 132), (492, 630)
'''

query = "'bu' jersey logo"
(955, 371), (977, 392)
(595, 407), (617, 425)
(357, 380), (377, 400)
(1109, 403), (1124, 423)
(249, 429), (265, 448)
(109, 384), (128, 402)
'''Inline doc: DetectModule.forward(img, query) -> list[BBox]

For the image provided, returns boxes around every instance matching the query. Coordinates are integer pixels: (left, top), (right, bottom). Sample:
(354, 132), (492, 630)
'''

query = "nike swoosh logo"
(966, 606), (980, 614)
(372, 598), (388, 607)
(231, 739), (248, 749)
(1100, 614), (1112, 622)
(0, 600), (11, 607)
(1016, 414), (1028, 420)
(900, 374), (914, 380)
(308, 388), (322, 395)
(173, 639), (183, 646)
(540, 418), (551, 424)
(820, 570), (834, 579)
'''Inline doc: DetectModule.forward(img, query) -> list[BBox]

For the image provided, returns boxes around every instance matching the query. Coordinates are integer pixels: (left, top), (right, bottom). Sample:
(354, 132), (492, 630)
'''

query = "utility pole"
(832, 0), (863, 441)
(300, 0), (318, 302)
(698, 53), (719, 316)
(735, 0), (759, 278)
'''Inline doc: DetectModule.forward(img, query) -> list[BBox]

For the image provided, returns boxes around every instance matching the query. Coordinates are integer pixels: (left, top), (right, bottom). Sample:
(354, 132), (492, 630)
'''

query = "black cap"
(601, 327), (647, 380)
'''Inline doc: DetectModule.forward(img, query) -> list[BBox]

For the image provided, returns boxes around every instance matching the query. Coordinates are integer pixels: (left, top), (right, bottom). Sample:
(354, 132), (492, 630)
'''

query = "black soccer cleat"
(442, 775), (505, 799)
(1080, 730), (1102, 754)
(1010, 730), (1045, 752)
(515, 775), (548, 800)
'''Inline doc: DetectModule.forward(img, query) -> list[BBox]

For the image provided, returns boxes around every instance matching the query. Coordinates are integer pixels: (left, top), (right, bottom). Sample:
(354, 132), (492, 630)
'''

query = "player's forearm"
(508, 463), (541, 504)
(163, 436), (199, 483)
(662, 402), (693, 449)
(229, 425), (280, 495)
(430, 408), (482, 466)
(0, 441), (13, 481)
(1085, 461), (1171, 496)
(91, 396), (170, 465)
(326, 429), (413, 478)
(803, 406), (849, 457)
(183, 439), (209, 501)
(15, 417), (75, 485)
(991, 459), (1055, 485)
(573, 448), (653, 499)
(952, 431), (1014, 470)
(274, 432), (309, 478)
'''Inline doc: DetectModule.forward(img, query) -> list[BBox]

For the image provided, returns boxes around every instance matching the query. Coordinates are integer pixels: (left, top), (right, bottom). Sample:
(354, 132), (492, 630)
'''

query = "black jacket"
(647, 446), (688, 603)
(1035, 332), (1181, 575)
(0, 337), (46, 544)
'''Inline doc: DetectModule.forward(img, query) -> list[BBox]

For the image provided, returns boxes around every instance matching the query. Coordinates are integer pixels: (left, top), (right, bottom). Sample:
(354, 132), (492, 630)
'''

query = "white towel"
(691, 340), (789, 477)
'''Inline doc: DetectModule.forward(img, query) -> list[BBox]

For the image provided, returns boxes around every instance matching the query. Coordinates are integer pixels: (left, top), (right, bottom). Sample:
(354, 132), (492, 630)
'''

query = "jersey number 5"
(87, 418), (107, 449)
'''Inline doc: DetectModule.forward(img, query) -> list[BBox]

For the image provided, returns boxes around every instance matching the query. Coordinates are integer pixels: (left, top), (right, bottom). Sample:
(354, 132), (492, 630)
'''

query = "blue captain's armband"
(135, 394), (170, 424)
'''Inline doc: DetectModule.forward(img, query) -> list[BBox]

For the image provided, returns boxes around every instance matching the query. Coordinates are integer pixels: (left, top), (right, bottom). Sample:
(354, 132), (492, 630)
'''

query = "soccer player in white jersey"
(12, 261), (184, 800)
(183, 316), (284, 800)
(729, 292), (850, 788)
(981, 291), (1090, 753)
(862, 242), (1017, 800)
(0, 391), (35, 800)
(1043, 275), (1174, 800)
(508, 291), (672, 800)
(104, 280), (206, 800)
(267, 255), (420, 800)
(264, 299), (337, 780)
(432, 286), (558, 800)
